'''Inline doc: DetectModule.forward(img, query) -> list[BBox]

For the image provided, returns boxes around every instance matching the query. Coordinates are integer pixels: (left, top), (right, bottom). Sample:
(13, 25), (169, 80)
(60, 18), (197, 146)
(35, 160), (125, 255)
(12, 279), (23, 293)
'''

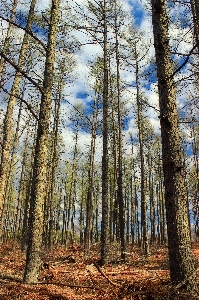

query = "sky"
(59, 0), (158, 156)
(0, 0), (196, 165)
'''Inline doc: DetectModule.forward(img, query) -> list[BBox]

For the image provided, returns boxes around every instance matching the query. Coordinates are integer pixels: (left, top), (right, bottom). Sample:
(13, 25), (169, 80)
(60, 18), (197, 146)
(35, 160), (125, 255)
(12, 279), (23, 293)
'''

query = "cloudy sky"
(57, 0), (158, 158)
(0, 0), (195, 161)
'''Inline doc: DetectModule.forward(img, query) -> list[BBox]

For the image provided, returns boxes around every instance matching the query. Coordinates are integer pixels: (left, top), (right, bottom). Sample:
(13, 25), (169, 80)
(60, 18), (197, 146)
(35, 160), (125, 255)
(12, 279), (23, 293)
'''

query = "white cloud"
(2, 0), (193, 165)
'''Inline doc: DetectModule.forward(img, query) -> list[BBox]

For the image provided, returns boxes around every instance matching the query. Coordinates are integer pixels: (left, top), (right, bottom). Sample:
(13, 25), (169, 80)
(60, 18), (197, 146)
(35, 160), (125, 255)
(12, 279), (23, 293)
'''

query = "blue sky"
(130, 1), (145, 27)
(0, 0), (169, 153)
(0, 0), (197, 170)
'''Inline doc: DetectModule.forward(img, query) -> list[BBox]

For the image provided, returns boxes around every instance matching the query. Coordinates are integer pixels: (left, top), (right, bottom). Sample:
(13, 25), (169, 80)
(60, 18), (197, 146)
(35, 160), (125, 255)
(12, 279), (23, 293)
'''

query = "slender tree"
(84, 91), (97, 255)
(114, 0), (125, 261)
(101, 0), (109, 265)
(23, 0), (60, 283)
(0, 0), (18, 80)
(135, 48), (149, 255)
(0, 0), (37, 235)
(191, 0), (199, 51)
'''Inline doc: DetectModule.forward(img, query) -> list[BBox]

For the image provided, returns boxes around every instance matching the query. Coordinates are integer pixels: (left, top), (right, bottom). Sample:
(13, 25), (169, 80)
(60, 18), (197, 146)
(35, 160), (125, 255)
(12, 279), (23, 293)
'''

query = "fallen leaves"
(0, 241), (198, 299)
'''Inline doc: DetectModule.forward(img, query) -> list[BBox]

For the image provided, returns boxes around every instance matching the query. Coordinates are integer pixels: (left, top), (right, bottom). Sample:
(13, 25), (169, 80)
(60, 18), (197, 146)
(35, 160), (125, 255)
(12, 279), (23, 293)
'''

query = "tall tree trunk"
(21, 123), (37, 250)
(114, 1), (125, 261)
(84, 92), (97, 255)
(0, 0), (37, 235)
(148, 156), (155, 245)
(151, 0), (197, 292)
(45, 78), (63, 249)
(15, 121), (31, 239)
(4, 82), (28, 207)
(66, 123), (78, 244)
(101, 0), (109, 265)
(79, 201), (84, 245)
(23, 0), (60, 283)
(190, 0), (199, 52)
(109, 66), (118, 243)
(135, 53), (149, 255)
(0, 0), (18, 80)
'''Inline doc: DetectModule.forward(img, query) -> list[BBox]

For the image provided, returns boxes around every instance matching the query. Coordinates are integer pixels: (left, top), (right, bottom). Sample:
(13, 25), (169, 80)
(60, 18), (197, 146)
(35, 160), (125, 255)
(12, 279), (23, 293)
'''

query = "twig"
(172, 42), (199, 77)
(0, 52), (43, 94)
(0, 84), (39, 121)
(93, 262), (118, 286)
(0, 15), (47, 51)
(36, 281), (102, 290)
(0, 273), (22, 283)
(0, 274), (103, 291)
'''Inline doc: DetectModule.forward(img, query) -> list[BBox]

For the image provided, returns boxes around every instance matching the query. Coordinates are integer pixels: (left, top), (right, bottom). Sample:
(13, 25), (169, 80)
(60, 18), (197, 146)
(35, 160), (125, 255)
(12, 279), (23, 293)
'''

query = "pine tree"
(23, 0), (61, 283)
(101, 0), (109, 265)
(0, 0), (37, 236)
(151, 0), (198, 293)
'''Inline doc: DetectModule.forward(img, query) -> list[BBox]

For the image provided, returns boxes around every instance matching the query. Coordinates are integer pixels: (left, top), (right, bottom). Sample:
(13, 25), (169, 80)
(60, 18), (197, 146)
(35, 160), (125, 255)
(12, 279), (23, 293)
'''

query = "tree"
(0, 0), (37, 236)
(84, 84), (97, 255)
(113, 0), (125, 261)
(101, 0), (109, 265)
(23, 0), (61, 283)
(190, 0), (199, 51)
(134, 45), (150, 255)
(0, 0), (18, 80)
(151, 0), (198, 293)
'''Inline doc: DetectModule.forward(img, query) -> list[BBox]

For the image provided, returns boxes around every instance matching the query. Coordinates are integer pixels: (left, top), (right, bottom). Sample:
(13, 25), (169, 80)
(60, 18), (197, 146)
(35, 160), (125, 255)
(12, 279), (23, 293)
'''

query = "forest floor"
(0, 241), (199, 300)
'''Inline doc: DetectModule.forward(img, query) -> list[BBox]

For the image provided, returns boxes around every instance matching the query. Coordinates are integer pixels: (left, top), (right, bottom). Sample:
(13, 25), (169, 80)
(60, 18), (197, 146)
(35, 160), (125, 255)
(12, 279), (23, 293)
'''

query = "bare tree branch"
(64, 98), (92, 125)
(0, 15), (47, 52)
(172, 42), (199, 77)
(93, 262), (118, 287)
(171, 51), (199, 56)
(0, 84), (39, 121)
(0, 51), (44, 94)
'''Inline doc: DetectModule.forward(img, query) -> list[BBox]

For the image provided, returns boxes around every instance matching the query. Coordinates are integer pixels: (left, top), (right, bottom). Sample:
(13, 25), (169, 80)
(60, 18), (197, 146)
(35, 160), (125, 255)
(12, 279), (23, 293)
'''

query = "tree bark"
(101, 0), (109, 265)
(0, 0), (37, 236)
(114, 1), (125, 261)
(151, 0), (197, 292)
(23, 0), (60, 283)
(84, 91), (97, 255)
(135, 51), (149, 256)
(0, 0), (18, 80)
(190, 0), (199, 52)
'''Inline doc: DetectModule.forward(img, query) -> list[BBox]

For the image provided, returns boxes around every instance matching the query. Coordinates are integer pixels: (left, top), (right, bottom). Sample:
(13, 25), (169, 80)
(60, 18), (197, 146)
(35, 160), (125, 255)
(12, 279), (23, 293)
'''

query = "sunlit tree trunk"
(114, 1), (125, 261)
(191, 0), (199, 51)
(44, 76), (63, 249)
(135, 52), (149, 255)
(0, 0), (18, 80)
(3, 80), (30, 220)
(15, 123), (31, 239)
(21, 123), (37, 250)
(148, 156), (155, 245)
(23, 0), (60, 283)
(151, 0), (197, 292)
(109, 67), (118, 243)
(84, 92), (97, 255)
(79, 199), (84, 245)
(0, 0), (37, 235)
(67, 123), (78, 244)
(101, 0), (109, 265)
